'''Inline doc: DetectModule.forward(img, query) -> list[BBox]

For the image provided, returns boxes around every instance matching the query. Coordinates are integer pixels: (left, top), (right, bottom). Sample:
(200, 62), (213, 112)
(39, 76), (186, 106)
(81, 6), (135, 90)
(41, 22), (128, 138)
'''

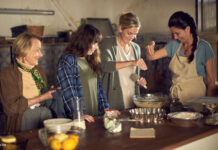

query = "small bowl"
(43, 118), (74, 133)
(167, 112), (203, 127)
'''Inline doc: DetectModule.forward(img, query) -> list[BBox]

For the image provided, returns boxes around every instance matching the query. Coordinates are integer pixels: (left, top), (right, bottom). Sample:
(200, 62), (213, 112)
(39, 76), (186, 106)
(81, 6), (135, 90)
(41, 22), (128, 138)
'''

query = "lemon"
(69, 134), (79, 141)
(0, 135), (16, 143)
(62, 138), (78, 150)
(50, 139), (61, 150)
(47, 136), (55, 145)
(54, 133), (68, 142)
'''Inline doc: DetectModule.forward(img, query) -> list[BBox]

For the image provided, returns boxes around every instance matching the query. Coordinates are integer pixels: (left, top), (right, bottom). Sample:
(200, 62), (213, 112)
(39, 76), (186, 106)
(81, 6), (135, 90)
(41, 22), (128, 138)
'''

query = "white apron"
(169, 44), (206, 103)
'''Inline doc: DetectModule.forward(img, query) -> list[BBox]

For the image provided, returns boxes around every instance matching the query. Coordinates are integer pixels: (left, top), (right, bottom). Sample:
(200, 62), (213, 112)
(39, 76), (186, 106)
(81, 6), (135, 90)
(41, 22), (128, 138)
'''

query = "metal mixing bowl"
(128, 108), (166, 124)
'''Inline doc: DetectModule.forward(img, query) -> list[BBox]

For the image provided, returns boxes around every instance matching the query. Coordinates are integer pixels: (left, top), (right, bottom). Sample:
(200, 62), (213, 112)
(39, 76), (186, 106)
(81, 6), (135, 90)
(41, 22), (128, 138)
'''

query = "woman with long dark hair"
(146, 11), (215, 103)
(57, 24), (110, 122)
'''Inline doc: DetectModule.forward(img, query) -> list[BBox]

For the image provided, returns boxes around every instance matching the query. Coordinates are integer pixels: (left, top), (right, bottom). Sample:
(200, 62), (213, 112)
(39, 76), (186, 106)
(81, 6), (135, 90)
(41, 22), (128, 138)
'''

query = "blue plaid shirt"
(57, 54), (110, 119)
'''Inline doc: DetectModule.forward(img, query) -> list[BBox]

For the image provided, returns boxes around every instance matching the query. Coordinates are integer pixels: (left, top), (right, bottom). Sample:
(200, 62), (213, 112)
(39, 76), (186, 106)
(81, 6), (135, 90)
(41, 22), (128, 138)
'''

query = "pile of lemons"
(48, 133), (79, 150)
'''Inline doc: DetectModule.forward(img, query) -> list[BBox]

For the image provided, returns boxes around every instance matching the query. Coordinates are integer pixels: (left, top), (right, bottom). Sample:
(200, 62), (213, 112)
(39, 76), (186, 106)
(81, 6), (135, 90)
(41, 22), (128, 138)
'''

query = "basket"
(11, 25), (44, 37)
(27, 25), (44, 36)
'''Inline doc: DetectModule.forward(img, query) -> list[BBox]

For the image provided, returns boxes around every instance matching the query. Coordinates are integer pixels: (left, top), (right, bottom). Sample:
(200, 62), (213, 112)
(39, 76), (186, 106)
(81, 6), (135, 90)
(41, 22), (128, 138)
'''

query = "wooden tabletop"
(13, 112), (218, 150)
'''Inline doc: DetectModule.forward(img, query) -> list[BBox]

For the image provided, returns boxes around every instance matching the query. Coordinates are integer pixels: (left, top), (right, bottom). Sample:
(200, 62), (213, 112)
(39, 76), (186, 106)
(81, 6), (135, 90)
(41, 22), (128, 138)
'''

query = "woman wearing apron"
(146, 11), (215, 103)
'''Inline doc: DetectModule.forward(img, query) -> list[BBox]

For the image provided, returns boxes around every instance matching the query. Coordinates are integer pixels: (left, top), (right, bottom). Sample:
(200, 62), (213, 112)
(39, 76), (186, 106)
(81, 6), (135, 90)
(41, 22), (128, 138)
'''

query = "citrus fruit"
(49, 139), (61, 150)
(62, 138), (78, 150)
(47, 136), (55, 145)
(54, 133), (68, 142)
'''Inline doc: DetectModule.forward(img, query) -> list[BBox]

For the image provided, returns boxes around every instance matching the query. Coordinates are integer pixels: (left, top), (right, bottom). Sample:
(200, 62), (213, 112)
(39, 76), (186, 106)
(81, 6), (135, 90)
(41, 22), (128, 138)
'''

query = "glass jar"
(104, 110), (122, 133)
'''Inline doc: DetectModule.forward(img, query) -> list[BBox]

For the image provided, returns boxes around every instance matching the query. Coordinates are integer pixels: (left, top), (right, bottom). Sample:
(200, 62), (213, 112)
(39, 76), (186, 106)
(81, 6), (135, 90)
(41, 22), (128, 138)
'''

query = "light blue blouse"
(165, 39), (215, 77)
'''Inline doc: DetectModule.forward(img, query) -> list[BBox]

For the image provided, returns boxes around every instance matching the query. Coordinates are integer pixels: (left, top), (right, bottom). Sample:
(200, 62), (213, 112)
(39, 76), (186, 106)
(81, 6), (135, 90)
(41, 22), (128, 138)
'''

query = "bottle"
(72, 97), (86, 130)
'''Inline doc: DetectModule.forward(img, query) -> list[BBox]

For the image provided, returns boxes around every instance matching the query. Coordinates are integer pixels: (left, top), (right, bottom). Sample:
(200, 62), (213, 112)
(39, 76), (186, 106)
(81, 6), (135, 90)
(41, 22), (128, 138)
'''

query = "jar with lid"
(104, 110), (122, 133)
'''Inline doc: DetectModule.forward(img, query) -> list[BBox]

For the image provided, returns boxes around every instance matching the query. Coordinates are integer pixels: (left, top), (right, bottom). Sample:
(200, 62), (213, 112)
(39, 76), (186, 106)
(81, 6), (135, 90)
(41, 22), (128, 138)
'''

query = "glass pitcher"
(72, 97), (86, 130)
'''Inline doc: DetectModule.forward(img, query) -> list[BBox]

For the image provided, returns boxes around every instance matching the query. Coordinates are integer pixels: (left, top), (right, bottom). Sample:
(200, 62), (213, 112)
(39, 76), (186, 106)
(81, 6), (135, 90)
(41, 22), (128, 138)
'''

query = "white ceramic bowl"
(167, 112), (203, 127)
(43, 118), (74, 133)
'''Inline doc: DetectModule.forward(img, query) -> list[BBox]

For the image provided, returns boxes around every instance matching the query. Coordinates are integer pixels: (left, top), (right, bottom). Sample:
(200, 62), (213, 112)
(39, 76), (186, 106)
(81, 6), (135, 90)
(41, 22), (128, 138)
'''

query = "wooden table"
(14, 112), (218, 150)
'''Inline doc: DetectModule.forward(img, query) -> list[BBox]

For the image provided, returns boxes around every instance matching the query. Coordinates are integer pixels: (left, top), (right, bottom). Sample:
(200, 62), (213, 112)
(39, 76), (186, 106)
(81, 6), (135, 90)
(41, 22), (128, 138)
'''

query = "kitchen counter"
(11, 111), (218, 150)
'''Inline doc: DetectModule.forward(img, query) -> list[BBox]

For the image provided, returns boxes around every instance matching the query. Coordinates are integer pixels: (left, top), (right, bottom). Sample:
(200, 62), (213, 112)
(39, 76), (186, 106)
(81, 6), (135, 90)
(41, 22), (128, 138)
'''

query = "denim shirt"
(57, 54), (109, 119)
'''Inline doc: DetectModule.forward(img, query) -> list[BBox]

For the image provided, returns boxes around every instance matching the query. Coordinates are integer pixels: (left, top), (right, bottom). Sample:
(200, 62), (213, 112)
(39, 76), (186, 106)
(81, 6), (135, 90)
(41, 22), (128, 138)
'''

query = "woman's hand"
(145, 41), (168, 61)
(137, 77), (147, 88)
(41, 89), (56, 101)
(82, 115), (95, 123)
(28, 86), (57, 107)
(146, 41), (155, 56)
(135, 58), (147, 70)
(40, 85), (58, 101)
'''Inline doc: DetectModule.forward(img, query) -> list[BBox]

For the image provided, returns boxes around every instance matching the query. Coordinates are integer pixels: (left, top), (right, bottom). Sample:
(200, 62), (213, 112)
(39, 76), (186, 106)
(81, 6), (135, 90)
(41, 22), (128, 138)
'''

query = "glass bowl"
(133, 94), (168, 108)
(38, 128), (80, 150)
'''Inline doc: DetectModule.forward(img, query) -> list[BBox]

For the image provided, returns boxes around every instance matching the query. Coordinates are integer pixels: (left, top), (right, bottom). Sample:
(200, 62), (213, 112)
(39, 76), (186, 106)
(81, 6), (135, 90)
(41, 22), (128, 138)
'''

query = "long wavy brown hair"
(59, 24), (102, 76)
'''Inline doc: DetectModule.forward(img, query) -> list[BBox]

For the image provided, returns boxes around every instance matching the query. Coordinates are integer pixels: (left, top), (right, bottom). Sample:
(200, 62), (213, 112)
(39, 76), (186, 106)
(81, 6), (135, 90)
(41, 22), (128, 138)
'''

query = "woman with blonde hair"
(0, 32), (56, 133)
(100, 12), (147, 110)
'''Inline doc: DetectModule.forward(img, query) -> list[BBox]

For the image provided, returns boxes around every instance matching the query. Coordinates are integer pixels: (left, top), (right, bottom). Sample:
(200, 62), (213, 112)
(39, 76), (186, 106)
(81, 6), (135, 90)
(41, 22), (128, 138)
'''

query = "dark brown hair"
(60, 24), (102, 76)
(168, 11), (197, 63)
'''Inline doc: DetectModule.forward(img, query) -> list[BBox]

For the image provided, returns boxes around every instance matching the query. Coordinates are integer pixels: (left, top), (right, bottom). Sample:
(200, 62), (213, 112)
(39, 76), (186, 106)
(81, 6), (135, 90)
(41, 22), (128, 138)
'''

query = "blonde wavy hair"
(119, 12), (141, 30)
(12, 32), (41, 59)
